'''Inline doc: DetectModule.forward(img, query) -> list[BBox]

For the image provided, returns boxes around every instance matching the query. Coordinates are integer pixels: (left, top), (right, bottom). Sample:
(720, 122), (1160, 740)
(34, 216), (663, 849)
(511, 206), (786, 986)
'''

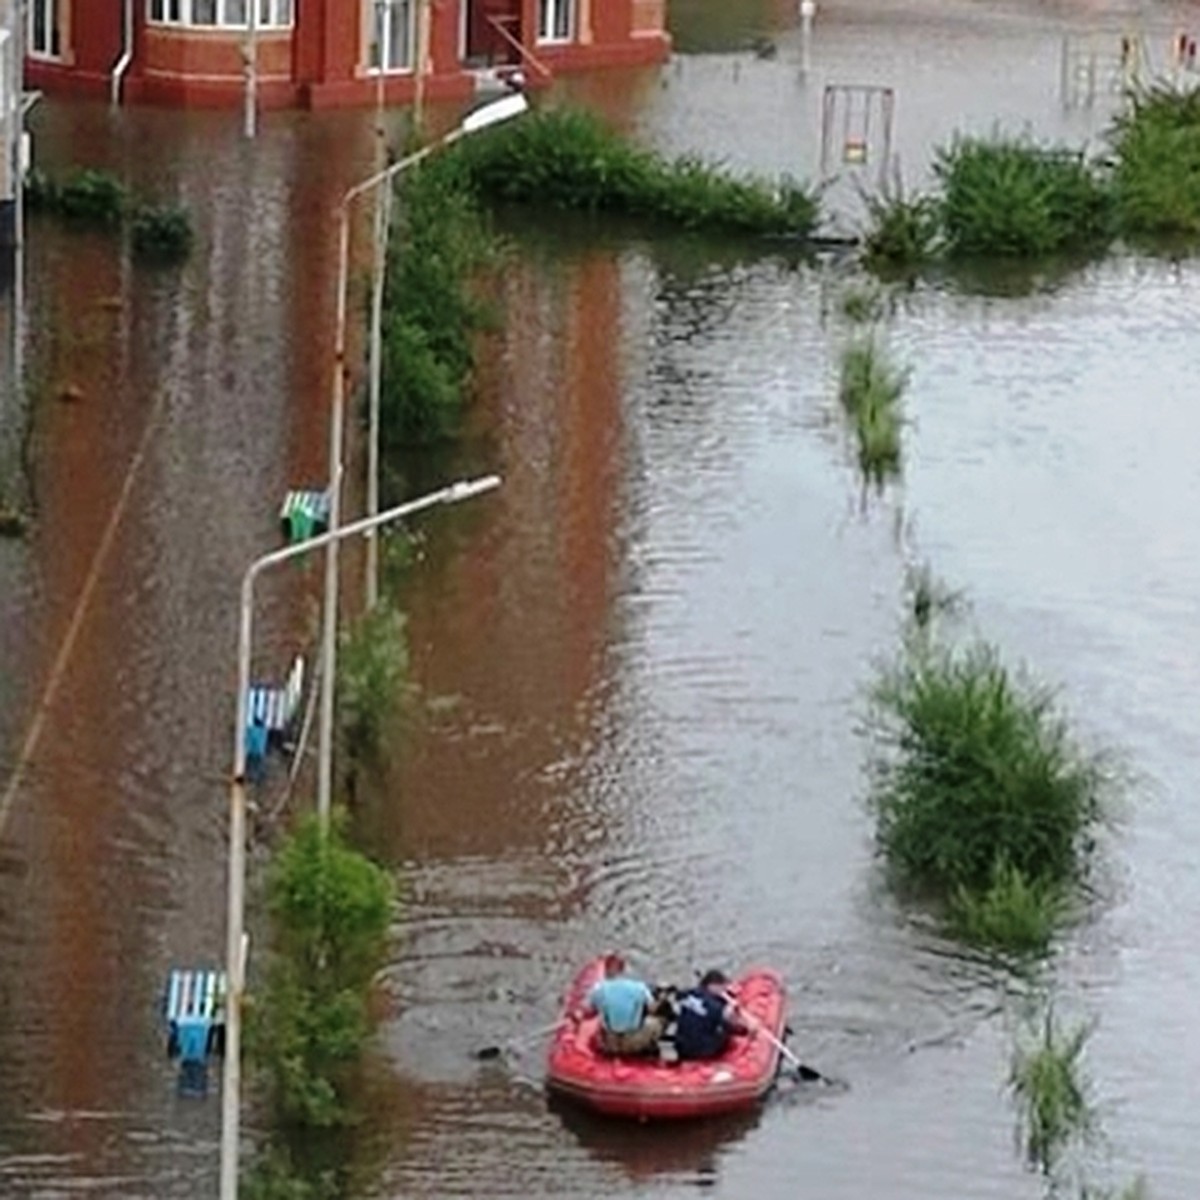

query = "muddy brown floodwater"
(2, 0), (1200, 1196)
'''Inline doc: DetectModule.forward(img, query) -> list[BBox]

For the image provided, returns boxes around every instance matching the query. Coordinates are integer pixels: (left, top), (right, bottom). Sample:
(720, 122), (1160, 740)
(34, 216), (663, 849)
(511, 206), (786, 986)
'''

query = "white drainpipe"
(110, 0), (134, 106)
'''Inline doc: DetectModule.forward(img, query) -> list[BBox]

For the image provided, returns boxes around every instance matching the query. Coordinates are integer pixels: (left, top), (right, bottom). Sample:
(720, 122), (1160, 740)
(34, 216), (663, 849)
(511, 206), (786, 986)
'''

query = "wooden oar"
(474, 1020), (566, 1061)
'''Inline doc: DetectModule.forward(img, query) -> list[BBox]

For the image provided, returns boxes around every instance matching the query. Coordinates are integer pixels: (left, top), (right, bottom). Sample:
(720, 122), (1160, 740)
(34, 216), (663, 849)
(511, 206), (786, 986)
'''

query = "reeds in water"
(1010, 1010), (1094, 1174)
(838, 336), (906, 484)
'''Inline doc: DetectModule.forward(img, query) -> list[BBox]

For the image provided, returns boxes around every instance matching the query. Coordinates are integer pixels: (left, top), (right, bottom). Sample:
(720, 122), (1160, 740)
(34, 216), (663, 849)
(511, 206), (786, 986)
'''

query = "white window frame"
(28, 0), (63, 60)
(366, 0), (415, 75)
(146, 0), (294, 29)
(537, 0), (574, 44)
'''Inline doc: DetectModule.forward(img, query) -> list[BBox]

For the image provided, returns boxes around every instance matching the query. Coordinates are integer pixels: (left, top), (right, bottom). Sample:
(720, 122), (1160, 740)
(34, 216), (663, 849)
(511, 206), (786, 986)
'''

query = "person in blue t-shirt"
(578, 952), (665, 1056)
(673, 969), (748, 1061)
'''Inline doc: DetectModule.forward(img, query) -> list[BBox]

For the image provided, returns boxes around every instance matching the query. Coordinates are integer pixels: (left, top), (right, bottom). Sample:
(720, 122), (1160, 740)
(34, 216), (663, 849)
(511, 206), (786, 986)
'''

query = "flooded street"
(3, 0), (1200, 1196)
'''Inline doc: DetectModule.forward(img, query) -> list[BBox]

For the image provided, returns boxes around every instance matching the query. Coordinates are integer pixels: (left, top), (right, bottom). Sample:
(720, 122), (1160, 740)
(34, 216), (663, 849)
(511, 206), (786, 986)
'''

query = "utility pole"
(9, 0), (24, 411)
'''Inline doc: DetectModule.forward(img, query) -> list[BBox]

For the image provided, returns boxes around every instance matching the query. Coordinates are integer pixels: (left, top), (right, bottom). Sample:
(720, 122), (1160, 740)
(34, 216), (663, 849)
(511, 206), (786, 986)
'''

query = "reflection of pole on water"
(243, 0), (258, 139)
(799, 0), (815, 75)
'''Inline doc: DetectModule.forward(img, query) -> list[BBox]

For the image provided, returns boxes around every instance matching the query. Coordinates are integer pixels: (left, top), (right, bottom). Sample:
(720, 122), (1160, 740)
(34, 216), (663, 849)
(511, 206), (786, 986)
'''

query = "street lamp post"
(361, 90), (528, 610)
(9, 0), (25, 410)
(218, 474), (501, 1200)
(366, 0), (391, 612)
(317, 90), (527, 828)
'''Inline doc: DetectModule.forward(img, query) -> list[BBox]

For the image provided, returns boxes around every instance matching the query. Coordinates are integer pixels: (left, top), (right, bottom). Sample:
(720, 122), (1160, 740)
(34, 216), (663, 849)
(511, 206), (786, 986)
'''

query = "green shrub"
(868, 641), (1107, 895)
(1108, 84), (1200, 238)
(131, 203), (194, 264)
(949, 859), (1066, 956)
(862, 185), (941, 272)
(243, 1148), (334, 1200)
(249, 814), (394, 1129)
(935, 135), (1111, 257)
(380, 156), (496, 452)
(338, 599), (408, 763)
(1010, 1011), (1094, 1174)
(453, 106), (819, 238)
(56, 168), (128, 226)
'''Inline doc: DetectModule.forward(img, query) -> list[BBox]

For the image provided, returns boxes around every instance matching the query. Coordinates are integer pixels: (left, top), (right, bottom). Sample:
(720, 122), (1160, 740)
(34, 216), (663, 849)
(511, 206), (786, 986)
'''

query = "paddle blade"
(474, 1045), (504, 1061)
(795, 1063), (824, 1082)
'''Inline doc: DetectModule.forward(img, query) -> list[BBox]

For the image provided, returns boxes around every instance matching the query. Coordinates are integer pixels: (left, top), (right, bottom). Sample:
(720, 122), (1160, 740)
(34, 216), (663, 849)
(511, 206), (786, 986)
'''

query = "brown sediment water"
(1, 1), (1199, 1195)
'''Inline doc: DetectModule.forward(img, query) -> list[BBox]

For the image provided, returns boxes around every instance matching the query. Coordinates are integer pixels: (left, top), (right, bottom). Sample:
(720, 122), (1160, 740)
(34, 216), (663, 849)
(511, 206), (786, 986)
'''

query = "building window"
(146, 0), (294, 27)
(367, 0), (415, 73)
(28, 0), (62, 59)
(538, 0), (573, 43)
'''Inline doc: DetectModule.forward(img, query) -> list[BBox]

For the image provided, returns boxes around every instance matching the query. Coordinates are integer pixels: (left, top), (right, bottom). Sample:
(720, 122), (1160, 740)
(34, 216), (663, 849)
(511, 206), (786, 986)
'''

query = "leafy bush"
(935, 135), (1111, 257)
(24, 166), (198, 264)
(453, 106), (819, 238)
(243, 1148), (334, 1200)
(868, 642), (1108, 897)
(249, 814), (394, 1129)
(131, 203), (194, 264)
(56, 169), (128, 226)
(1108, 84), (1200, 238)
(338, 600), (409, 764)
(380, 156), (496, 452)
(1010, 1011), (1094, 1173)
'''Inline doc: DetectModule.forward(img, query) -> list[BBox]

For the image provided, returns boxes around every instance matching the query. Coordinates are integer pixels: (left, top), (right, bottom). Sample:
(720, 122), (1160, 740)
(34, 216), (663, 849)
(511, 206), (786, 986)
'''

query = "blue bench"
(279, 488), (330, 544)
(163, 968), (227, 1097)
(245, 654), (305, 771)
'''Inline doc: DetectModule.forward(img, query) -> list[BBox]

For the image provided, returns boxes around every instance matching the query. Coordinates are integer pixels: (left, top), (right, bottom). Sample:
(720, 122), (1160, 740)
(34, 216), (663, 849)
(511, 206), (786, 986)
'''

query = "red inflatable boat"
(546, 958), (787, 1120)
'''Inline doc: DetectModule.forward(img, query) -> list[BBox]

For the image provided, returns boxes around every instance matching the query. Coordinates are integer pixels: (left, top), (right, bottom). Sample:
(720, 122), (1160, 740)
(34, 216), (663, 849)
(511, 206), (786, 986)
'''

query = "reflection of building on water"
(384, 243), (627, 860)
(22, 0), (670, 109)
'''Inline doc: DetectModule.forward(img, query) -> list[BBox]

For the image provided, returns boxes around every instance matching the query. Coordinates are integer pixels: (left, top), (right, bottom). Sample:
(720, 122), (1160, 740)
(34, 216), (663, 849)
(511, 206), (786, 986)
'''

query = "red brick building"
(23, 0), (670, 109)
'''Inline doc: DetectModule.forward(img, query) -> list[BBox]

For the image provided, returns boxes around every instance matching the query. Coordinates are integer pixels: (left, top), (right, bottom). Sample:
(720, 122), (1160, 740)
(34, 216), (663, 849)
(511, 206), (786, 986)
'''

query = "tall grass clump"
(867, 641), (1109, 953)
(380, 154), (496, 452)
(838, 336), (906, 484)
(1108, 84), (1200, 238)
(248, 812), (393, 1130)
(840, 283), (887, 323)
(935, 135), (1111, 257)
(949, 859), (1066, 956)
(453, 106), (819, 238)
(862, 184), (941, 273)
(1010, 1011), (1095, 1174)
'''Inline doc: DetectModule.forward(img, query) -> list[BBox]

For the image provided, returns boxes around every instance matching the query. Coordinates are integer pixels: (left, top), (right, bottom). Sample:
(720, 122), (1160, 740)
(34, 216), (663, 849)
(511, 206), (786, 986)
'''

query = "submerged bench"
(245, 654), (305, 768)
(163, 967), (227, 1096)
(279, 488), (330, 544)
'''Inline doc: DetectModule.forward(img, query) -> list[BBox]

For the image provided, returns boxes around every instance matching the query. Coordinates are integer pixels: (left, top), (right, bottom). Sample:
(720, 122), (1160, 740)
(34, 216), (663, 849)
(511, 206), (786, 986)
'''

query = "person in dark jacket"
(673, 969), (749, 1061)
